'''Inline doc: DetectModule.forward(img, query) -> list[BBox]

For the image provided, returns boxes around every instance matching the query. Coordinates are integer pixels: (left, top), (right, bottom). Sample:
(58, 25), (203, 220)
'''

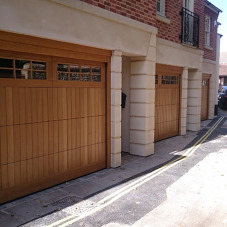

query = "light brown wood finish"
(155, 64), (182, 141)
(201, 74), (210, 121)
(0, 31), (111, 203)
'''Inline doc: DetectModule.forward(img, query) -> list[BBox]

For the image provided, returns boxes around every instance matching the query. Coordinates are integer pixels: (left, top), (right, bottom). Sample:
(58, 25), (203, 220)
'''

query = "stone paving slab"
(4, 199), (58, 223)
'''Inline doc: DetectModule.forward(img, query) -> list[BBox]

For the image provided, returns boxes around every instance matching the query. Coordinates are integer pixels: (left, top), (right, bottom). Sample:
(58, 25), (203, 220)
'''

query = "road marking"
(48, 117), (224, 227)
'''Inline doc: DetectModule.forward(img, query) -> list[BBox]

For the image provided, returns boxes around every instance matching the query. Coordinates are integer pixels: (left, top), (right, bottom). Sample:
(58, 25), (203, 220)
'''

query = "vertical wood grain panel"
(20, 124), (27, 161)
(7, 126), (14, 163)
(26, 124), (32, 159)
(75, 88), (80, 118)
(38, 157), (44, 180)
(67, 88), (72, 119)
(20, 160), (27, 183)
(71, 88), (76, 119)
(43, 122), (49, 156)
(8, 163), (15, 188)
(59, 120), (67, 152)
(62, 88), (67, 119)
(43, 88), (48, 122)
(71, 119), (76, 149)
(54, 153), (59, 175)
(48, 154), (54, 177)
(48, 88), (54, 121)
(68, 149), (72, 170)
(53, 88), (58, 120)
(0, 127), (7, 165)
(0, 88), (6, 126)
(14, 162), (21, 186)
(1, 165), (8, 189)
(27, 159), (33, 182)
(38, 123), (44, 157)
(37, 88), (43, 122)
(19, 88), (26, 124)
(32, 158), (39, 181)
(53, 121), (58, 153)
(48, 121), (54, 154)
(13, 88), (20, 125)
(25, 88), (32, 124)
(67, 120), (72, 151)
(81, 118), (87, 147)
(14, 125), (21, 162)
(6, 87), (13, 125)
(32, 123), (38, 158)
(31, 88), (38, 123)
(76, 118), (81, 148)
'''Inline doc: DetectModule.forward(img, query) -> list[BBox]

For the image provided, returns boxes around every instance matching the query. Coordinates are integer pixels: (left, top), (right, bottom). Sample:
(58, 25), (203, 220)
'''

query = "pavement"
(0, 108), (227, 227)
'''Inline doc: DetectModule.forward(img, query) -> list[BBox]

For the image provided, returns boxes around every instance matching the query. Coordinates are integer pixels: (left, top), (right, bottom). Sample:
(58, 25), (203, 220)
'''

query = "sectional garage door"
(155, 65), (181, 141)
(0, 32), (111, 203)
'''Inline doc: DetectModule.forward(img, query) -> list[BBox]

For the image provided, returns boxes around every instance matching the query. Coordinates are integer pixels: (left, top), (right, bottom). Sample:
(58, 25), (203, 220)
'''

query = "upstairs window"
(205, 15), (211, 46)
(157, 0), (165, 16)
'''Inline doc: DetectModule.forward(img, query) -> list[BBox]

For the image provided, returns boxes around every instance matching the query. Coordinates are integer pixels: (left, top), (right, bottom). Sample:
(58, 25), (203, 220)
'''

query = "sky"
(208, 0), (227, 53)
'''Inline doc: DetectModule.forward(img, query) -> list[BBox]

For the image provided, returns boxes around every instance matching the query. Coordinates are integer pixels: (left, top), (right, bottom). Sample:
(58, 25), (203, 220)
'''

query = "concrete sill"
(156, 14), (171, 24)
(204, 45), (213, 51)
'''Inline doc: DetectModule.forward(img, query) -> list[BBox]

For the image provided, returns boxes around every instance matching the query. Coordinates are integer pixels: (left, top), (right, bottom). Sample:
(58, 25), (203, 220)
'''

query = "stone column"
(187, 67), (202, 131)
(180, 67), (188, 135)
(130, 34), (156, 156)
(111, 50), (122, 167)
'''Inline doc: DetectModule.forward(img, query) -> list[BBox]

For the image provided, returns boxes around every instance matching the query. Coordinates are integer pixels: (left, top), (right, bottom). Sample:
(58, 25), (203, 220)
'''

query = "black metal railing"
(180, 7), (200, 47)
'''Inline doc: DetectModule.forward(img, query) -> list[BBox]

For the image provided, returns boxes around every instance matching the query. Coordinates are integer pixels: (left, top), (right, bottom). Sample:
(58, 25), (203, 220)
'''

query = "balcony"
(180, 7), (200, 48)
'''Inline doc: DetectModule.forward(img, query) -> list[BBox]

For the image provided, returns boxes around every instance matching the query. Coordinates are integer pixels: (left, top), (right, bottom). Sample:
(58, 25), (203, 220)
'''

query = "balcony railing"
(180, 7), (200, 48)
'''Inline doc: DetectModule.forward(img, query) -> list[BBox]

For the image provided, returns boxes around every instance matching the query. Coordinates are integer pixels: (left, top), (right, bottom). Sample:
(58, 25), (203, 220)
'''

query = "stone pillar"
(187, 68), (202, 131)
(111, 50), (122, 167)
(130, 34), (156, 156)
(180, 67), (188, 135)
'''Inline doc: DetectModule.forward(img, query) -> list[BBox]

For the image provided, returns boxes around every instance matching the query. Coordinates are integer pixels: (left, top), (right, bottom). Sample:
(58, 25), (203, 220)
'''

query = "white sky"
(208, 0), (227, 52)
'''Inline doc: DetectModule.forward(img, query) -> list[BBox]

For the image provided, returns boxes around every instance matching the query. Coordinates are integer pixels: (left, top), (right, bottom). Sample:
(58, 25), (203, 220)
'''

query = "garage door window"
(161, 75), (178, 84)
(0, 57), (46, 79)
(57, 63), (101, 82)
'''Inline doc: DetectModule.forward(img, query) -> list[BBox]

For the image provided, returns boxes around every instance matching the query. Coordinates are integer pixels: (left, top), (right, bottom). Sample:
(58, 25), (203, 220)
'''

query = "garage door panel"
(0, 51), (107, 203)
(155, 74), (180, 141)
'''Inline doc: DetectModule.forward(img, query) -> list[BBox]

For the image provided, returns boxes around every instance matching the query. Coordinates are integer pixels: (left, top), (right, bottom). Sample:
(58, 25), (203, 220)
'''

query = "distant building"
(219, 64), (227, 90)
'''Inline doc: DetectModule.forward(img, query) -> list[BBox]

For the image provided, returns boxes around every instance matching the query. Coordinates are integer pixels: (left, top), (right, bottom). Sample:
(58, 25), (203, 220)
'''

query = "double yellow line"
(48, 117), (224, 227)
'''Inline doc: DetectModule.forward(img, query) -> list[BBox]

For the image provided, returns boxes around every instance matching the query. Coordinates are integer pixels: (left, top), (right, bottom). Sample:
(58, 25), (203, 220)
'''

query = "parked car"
(218, 86), (227, 109)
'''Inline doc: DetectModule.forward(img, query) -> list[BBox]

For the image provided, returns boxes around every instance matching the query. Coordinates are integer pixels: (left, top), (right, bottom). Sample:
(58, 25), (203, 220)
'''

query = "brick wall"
(79, 0), (219, 61)
(156, 0), (182, 44)
(195, 0), (205, 51)
(79, 0), (156, 27)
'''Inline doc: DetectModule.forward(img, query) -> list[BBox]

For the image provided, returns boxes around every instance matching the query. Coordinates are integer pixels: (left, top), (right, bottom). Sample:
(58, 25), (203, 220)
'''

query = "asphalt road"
(22, 112), (227, 227)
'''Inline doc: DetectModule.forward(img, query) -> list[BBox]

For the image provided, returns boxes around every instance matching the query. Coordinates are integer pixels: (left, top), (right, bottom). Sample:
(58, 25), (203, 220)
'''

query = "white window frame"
(205, 15), (211, 46)
(157, 0), (165, 16)
(183, 0), (194, 12)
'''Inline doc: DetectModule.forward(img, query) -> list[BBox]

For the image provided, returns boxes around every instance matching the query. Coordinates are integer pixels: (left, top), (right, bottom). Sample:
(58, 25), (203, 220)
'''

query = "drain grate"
(63, 200), (100, 216)
(51, 195), (81, 210)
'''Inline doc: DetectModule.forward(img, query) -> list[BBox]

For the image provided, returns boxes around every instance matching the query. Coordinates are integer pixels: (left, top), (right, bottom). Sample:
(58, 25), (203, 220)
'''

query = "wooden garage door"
(201, 75), (209, 121)
(0, 51), (107, 203)
(155, 72), (180, 142)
